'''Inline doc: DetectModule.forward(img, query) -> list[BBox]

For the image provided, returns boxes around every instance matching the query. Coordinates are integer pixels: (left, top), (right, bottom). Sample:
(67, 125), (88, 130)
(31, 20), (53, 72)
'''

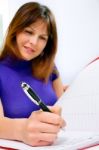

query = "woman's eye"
(24, 30), (32, 35)
(40, 37), (47, 41)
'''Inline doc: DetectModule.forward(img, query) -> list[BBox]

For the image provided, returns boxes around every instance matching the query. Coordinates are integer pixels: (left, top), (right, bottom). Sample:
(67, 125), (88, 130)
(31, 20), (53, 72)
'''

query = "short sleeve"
(50, 65), (59, 81)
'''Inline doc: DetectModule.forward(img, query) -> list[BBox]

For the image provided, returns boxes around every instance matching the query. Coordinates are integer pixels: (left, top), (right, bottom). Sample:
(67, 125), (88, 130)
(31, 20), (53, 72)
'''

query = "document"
(56, 59), (99, 132)
(0, 59), (99, 149)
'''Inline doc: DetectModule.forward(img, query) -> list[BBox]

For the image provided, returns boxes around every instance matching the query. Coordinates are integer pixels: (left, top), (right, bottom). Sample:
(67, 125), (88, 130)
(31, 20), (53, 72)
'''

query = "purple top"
(0, 56), (58, 118)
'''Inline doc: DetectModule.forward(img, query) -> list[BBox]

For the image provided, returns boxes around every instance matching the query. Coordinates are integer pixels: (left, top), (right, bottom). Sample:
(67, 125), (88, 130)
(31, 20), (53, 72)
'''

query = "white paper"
(56, 59), (99, 131)
(0, 131), (99, 150)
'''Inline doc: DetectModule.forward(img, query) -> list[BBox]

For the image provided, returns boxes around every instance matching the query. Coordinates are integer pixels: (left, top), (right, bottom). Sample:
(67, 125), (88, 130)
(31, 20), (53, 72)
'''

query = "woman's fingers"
(30, 110), (66, 131)
(35, 132), (57, 142)
(63, 85), (69, 92)
(35, 122), (60, 133)
(32, 140), (53, 146)
(31, 111), (65, 127)
(49, 106), (66, 127)
(49, 105), (62, 115)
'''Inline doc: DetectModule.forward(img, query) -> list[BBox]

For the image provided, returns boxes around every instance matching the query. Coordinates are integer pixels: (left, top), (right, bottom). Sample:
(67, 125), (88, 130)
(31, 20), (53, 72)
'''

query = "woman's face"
(16, 20), (48, 60)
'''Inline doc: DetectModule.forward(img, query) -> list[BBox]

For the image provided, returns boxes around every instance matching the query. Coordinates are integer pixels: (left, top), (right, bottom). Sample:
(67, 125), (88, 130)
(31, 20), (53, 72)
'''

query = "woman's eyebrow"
(41, 34), (48, 37)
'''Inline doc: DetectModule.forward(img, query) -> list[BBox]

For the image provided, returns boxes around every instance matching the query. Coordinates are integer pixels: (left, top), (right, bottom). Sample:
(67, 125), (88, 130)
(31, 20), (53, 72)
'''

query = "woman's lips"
(24, 46), (35, 54)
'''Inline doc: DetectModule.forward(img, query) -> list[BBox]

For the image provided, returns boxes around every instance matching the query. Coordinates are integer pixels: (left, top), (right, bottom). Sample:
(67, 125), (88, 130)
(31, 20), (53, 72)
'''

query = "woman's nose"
(29, 35), (38, 45)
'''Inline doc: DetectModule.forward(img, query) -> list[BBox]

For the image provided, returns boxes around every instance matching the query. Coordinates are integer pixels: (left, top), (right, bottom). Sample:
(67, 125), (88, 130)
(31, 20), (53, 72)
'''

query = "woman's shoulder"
(50, 65), (59, 81)
(0, 59), (11, 75)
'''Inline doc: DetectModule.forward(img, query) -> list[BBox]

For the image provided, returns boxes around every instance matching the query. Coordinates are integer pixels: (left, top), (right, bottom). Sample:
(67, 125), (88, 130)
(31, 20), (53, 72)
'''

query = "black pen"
(21, 82), (51, 112)
(21, 82), (65, 131)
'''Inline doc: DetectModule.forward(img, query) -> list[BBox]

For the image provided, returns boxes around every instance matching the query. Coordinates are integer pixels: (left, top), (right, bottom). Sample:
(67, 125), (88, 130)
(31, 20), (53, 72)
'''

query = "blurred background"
(0, 0), (99, 84)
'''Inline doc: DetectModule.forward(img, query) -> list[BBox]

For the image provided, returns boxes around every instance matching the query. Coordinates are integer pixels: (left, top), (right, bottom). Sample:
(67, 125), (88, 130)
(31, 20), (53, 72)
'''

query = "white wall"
(0, 0), (9, 35)
(0, 0), (9, 48)
(3, 0), (99, 84)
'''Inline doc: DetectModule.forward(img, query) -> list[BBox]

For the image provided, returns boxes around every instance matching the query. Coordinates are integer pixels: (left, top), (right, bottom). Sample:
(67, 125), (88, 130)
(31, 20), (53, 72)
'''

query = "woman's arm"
(0, 100), (25, 141)
(0, 100), (4, 116)
(52, 77), (69, 98)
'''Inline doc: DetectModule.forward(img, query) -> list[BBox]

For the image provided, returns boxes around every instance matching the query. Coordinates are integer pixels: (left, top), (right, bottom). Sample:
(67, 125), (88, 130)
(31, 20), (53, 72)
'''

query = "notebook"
(0, 59), (99, 150)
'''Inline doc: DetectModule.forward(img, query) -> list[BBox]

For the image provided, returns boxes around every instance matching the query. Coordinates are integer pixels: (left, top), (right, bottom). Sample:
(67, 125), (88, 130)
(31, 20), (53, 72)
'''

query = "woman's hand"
(63, 85), (69, 92)
(20, 106), (66, 146)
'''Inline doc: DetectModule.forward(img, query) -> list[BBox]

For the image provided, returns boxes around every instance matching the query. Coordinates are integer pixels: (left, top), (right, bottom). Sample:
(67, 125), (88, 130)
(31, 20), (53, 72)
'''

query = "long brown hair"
(0, 2), (58, 82)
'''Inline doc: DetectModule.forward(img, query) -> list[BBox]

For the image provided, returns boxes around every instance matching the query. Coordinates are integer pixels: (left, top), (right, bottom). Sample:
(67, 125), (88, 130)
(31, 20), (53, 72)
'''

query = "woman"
(0, 2), (66, 146)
